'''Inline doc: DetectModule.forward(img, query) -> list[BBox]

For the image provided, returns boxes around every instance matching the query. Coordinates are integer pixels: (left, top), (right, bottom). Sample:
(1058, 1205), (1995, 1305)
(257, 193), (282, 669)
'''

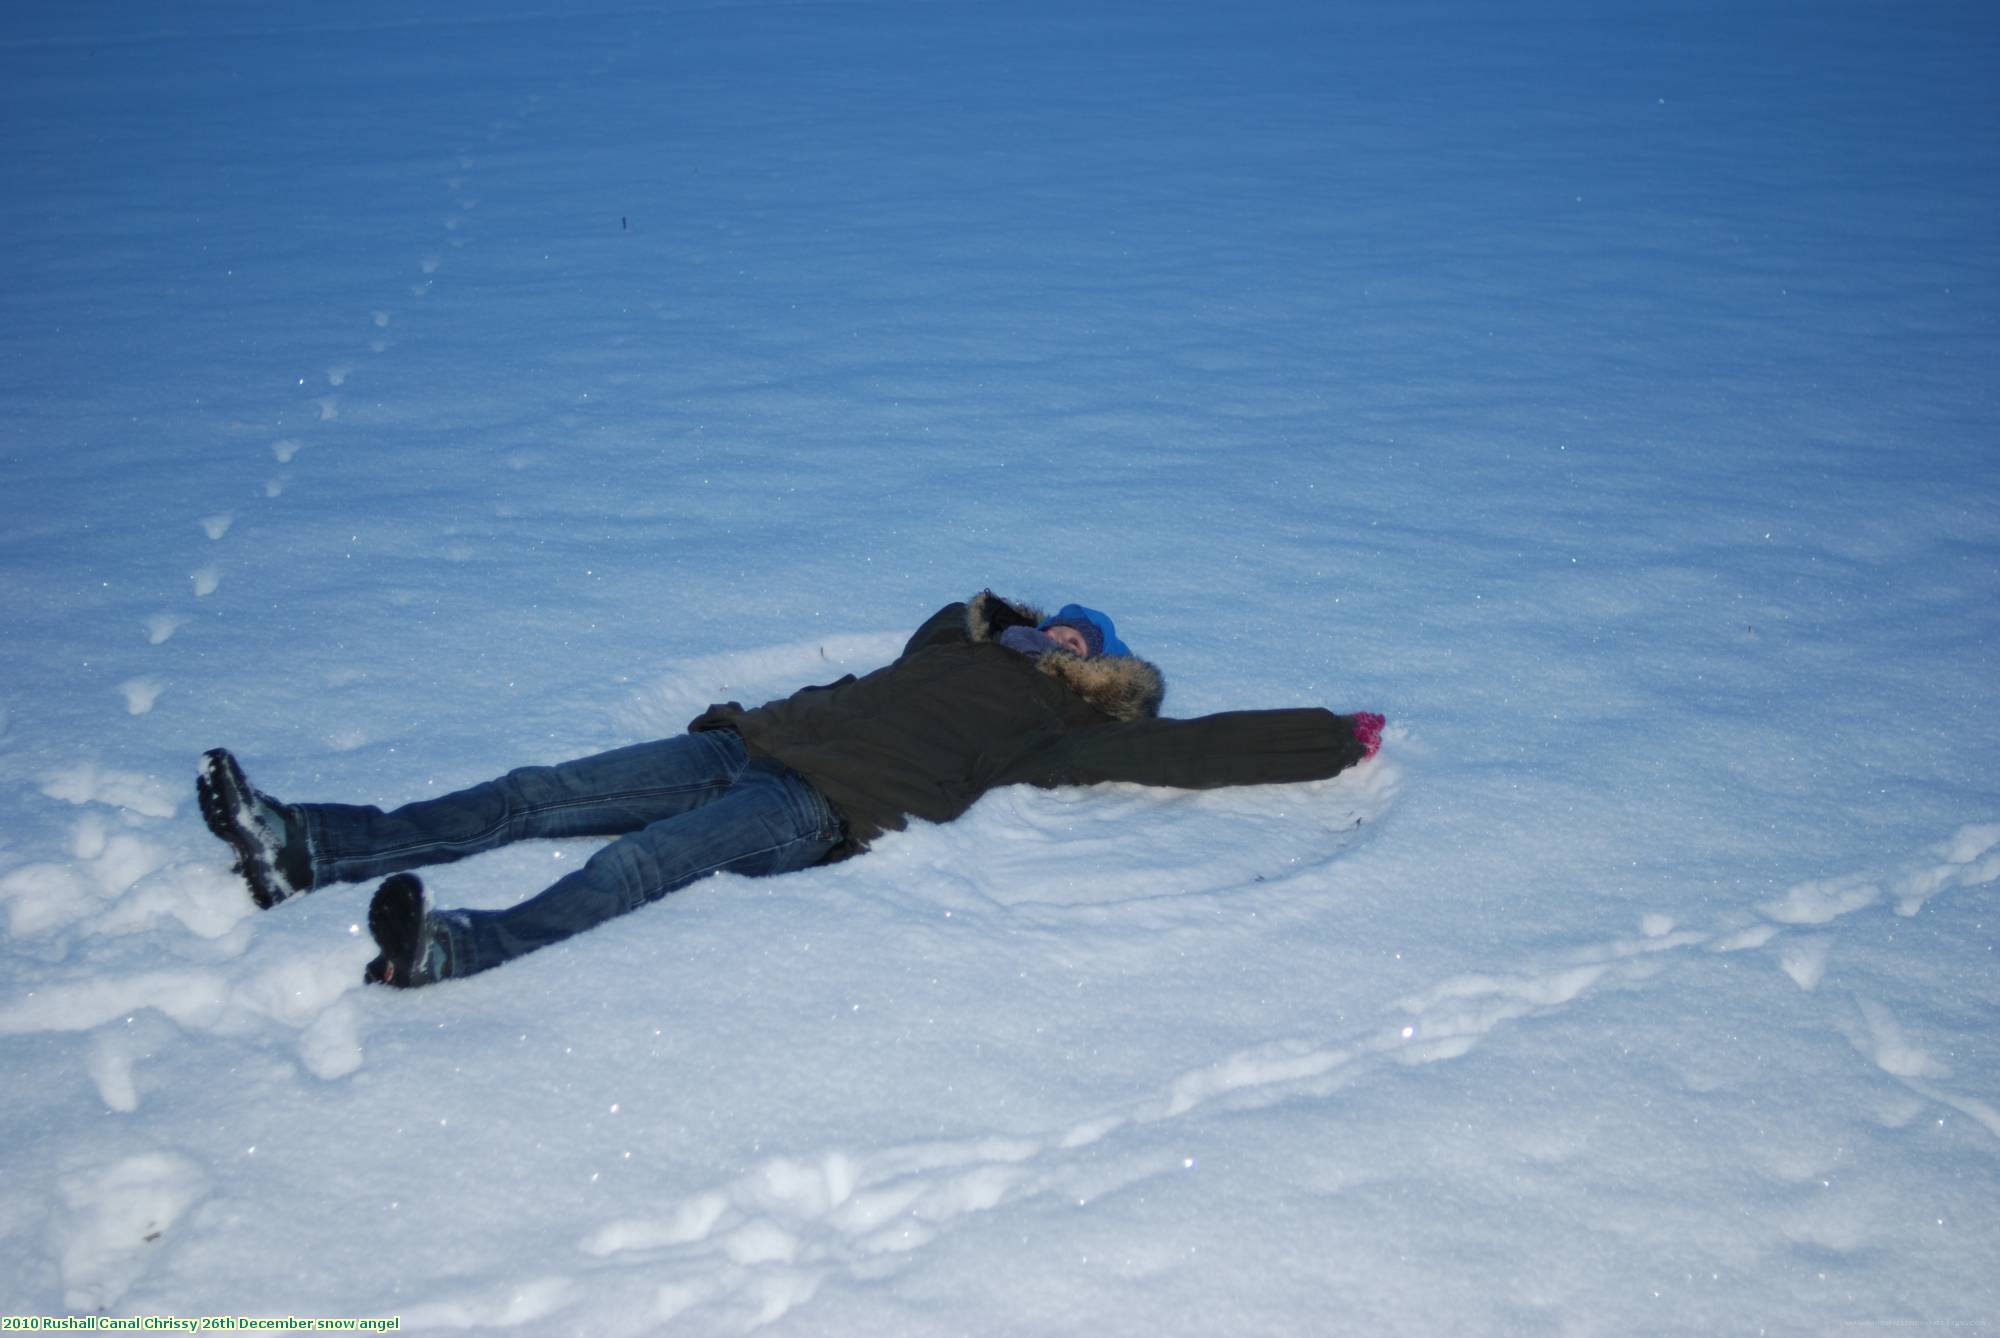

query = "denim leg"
(296, 731), (750, 888)
(434, 759), (844, 978)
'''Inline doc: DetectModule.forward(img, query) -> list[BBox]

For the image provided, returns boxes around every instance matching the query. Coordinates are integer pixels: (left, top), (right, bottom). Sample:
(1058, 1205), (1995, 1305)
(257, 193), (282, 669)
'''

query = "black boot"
(196, 749), (312, 909)
(365, 874), (453, 988)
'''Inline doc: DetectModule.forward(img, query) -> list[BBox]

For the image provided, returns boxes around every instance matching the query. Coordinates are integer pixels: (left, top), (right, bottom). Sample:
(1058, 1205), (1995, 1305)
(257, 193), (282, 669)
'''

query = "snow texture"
(2, 0), (1996, 1332)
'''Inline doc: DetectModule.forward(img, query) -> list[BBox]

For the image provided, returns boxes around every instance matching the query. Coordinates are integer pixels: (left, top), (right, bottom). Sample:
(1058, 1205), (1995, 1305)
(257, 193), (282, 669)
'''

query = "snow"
(2, 0), (1997, 1331)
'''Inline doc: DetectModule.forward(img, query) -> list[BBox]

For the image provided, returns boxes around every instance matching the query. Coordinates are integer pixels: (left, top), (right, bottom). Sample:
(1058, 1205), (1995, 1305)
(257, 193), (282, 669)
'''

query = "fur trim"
(1036, 650), (1165, 722)
(966, 590), (1047, 643)
(968, 590), (1165, 720)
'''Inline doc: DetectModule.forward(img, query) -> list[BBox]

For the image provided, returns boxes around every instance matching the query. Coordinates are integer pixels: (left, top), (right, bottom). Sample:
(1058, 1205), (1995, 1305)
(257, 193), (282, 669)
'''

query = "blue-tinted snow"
(2, 0), (1996, 1331)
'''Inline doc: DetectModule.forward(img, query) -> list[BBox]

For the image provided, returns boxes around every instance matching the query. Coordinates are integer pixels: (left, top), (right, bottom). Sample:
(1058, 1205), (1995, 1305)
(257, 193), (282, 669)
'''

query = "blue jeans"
(294, 731), (843, 979)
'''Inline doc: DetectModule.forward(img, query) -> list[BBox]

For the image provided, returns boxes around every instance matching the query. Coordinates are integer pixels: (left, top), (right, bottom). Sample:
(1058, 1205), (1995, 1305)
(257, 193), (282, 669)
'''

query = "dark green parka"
(688, 591), (1375, 857)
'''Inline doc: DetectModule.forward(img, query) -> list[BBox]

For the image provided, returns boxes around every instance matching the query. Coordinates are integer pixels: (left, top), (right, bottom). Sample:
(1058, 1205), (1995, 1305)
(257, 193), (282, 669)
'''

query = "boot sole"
(197, 749), (295, 910)
(367, 874), (429, 988)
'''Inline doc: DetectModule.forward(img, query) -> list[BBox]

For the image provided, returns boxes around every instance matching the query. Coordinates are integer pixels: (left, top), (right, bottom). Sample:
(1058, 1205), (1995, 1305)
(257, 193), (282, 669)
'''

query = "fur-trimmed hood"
(966, 590), (1165, 722)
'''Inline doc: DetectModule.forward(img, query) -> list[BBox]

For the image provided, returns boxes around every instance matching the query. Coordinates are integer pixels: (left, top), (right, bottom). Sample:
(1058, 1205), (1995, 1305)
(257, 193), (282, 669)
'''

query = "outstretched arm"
(693, 594), (1002, 733)
(994, 708), (1382, 792)
(899, 601), (972, 658)
(898, 591), (1040, 659)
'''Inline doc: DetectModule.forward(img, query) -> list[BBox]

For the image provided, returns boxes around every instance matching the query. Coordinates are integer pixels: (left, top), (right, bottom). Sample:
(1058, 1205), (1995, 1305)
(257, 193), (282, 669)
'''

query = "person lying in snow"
(197, 591), (1385, 988)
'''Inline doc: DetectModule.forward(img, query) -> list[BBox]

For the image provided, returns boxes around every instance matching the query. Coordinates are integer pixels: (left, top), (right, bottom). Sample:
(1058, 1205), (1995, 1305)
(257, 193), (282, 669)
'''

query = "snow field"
(3, 0), (1998, 1332)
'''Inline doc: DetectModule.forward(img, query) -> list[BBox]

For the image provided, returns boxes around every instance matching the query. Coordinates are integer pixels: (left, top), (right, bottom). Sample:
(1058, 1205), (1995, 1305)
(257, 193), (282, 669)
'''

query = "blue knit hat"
(1039, 604), (1130, 659)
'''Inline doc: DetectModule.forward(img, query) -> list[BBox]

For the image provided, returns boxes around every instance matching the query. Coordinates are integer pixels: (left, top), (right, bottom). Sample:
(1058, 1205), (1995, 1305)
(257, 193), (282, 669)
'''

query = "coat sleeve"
(692, 599), (969, 732)
(992, 708), (1374, 791)
(899, 601), (972, 658)
(687, 701), (746, 732)
(687, 673), (859, 733)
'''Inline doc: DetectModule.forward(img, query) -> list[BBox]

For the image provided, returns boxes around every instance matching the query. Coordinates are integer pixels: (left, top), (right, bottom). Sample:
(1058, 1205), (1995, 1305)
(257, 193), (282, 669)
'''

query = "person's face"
(1044, 624), (1091, 657)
